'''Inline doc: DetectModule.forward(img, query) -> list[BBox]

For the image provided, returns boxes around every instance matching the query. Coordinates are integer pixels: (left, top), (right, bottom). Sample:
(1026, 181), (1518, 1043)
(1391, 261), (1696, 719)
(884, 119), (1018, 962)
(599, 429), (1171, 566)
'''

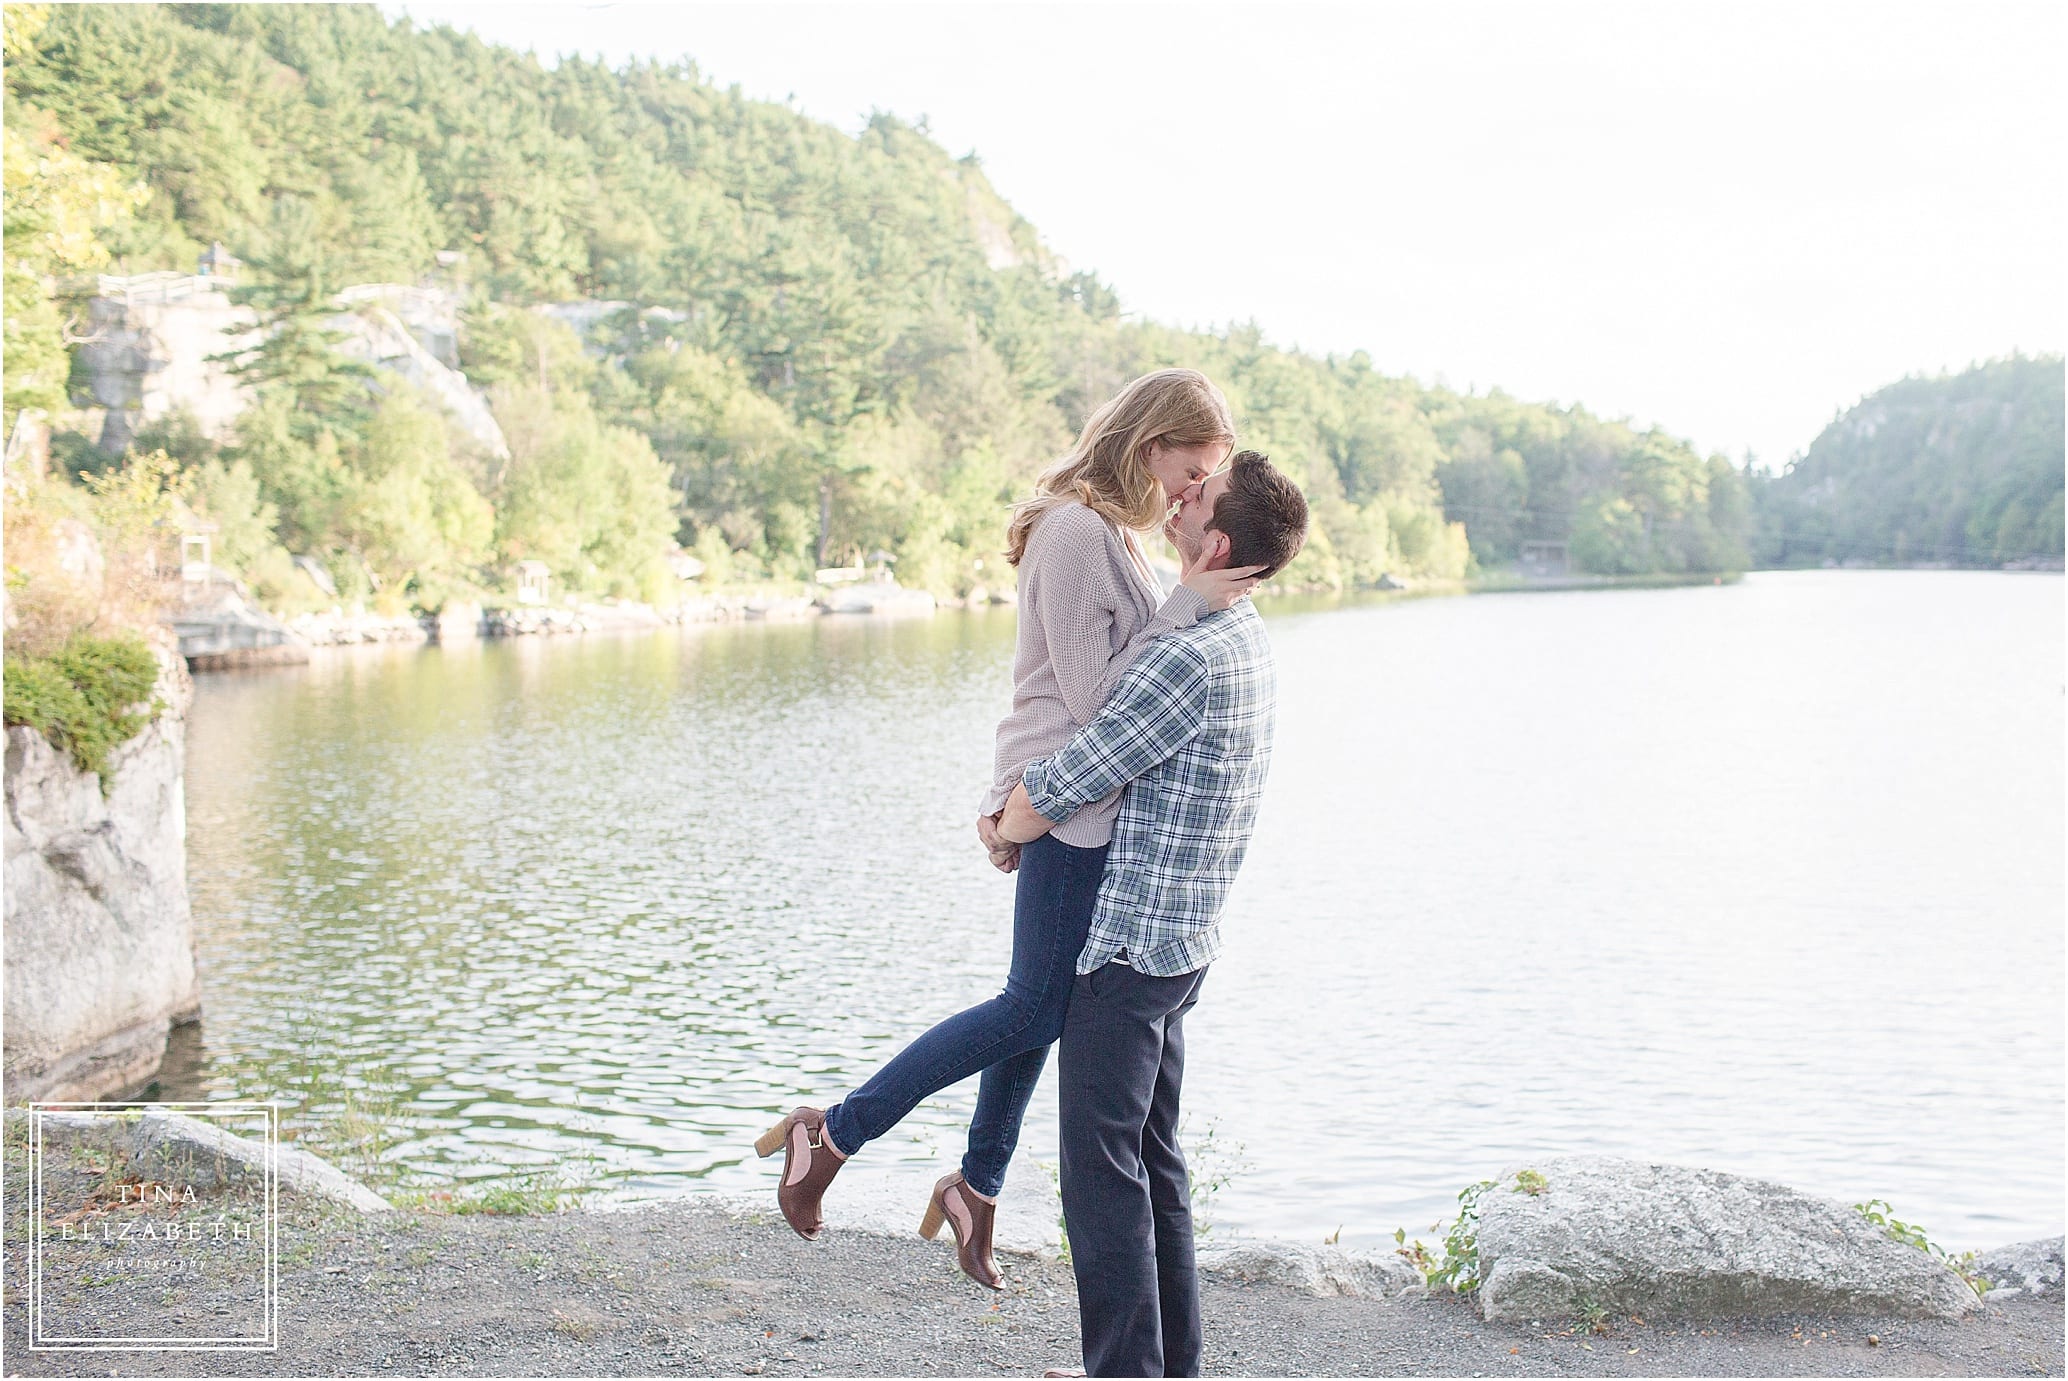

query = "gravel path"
(3, 1167), (2060, 1377)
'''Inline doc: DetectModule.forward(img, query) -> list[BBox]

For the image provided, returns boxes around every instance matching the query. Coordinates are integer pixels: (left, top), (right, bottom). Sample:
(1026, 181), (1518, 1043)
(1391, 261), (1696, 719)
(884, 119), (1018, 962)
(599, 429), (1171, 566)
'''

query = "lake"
(165, 570), (2064, 1253)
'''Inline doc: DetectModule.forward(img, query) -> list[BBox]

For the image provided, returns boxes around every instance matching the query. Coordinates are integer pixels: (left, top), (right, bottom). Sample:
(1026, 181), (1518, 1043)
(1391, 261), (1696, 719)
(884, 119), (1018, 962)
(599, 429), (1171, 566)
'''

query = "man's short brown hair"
(1208, 451), (1309, 579)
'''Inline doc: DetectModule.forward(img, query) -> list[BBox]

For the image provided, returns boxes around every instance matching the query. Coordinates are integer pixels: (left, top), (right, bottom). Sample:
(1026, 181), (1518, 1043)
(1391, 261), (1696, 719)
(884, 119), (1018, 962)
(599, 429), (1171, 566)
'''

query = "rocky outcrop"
(274, 595), (835, 648)
(1197, 1241), (1424, 1299)
(815, 581), (937, 616)
(330, 291), (508, 459)
(73, 272), (259, 452)
(1974, 1237), (2064, 1300)
(173, 576), (311, 670)
(534, 300), (688, 349)
(334, 283), (461, 368)
(25, 1107), (392, 1213)
(1473, 1158), (1980, 1322)
(481, 600), (667, 637)
(3, 646), (201, 1101)
(285, 608), (433, 648)
(75, 273), (505, 459)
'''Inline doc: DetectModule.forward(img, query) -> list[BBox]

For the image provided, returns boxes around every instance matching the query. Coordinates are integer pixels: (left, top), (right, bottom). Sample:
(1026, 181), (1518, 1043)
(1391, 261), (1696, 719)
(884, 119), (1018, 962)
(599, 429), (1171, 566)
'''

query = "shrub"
(2, 632), (164, 787)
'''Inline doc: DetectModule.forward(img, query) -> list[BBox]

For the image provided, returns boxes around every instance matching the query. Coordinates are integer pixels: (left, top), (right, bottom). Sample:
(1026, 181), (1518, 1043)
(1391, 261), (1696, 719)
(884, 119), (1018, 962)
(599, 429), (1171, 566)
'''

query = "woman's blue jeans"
(822, 833), (1109, 1199)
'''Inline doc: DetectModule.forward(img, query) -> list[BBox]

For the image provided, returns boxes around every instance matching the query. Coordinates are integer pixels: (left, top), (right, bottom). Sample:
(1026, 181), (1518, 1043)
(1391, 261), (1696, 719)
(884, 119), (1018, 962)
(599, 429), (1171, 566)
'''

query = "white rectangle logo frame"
(28, 1101), (279, 1351)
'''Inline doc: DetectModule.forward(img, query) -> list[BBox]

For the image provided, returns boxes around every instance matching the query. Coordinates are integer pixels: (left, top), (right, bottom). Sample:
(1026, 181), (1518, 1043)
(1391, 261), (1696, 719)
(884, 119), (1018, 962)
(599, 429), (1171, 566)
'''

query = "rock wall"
(330, 294), (508, 459)
(73, 275), (259, 452)
(3, 645), (202, 1102)
(73, 274), (506, 459)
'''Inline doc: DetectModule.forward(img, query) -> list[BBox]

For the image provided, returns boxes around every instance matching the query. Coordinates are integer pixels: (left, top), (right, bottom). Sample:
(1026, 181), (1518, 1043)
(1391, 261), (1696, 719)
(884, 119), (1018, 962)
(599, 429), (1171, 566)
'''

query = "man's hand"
(977, 811), (1020, 873)
(1177, 538), (1264, 613)
(998, 782), (1056, 845)
(1167, 494), (1263, 611)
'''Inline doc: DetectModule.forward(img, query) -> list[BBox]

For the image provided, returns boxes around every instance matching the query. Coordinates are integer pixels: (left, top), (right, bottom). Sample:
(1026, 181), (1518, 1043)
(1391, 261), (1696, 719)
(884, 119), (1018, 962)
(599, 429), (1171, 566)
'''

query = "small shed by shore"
(1519, 541), (1570, 577)
(516, 560), (550, 606)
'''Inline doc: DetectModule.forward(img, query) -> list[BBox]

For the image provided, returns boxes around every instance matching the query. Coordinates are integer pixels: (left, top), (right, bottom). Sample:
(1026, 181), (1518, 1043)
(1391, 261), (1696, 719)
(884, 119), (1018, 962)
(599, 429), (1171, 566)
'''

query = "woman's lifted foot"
(919, 1171), (1005, 1289)
(754, 1107), (846, 1240)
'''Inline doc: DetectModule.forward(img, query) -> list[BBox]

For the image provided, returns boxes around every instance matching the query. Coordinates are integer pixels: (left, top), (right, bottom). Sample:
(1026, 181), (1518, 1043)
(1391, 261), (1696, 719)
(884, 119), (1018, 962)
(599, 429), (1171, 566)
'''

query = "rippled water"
(167, 571), (2063, 1251)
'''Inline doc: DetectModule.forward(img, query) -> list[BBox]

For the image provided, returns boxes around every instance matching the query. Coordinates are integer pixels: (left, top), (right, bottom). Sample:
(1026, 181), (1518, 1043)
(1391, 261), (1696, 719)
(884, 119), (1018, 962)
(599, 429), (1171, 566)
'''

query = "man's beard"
(1166, 523), (1203, 566)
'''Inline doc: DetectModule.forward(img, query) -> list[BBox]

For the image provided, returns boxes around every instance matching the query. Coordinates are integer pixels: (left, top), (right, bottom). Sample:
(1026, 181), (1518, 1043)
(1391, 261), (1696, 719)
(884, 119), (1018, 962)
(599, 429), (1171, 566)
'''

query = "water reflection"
(171, 575), (2064, 1249)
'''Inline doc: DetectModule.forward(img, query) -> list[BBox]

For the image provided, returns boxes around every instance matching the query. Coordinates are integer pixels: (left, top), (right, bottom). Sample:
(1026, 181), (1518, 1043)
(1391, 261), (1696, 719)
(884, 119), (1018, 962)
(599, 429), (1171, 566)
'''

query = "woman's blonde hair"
(1004, 368), (1235, 566)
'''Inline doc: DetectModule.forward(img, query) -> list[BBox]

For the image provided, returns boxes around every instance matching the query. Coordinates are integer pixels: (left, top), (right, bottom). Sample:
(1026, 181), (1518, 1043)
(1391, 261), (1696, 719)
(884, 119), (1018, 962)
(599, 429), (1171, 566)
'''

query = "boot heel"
(754, 1115), (792, 1159)
(918, 1196), (946, 1240)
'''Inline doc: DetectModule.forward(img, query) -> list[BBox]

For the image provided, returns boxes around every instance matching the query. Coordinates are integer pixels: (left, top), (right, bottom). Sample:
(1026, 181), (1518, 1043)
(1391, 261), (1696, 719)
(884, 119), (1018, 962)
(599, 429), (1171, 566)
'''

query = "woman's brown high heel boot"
(918, 1171), (1005, 1289)
(754, 1107), (846, 1240)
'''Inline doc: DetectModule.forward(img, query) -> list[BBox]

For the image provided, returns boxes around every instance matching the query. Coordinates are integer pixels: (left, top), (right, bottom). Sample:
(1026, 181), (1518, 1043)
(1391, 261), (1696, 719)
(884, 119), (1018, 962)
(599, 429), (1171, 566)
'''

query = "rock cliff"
(3, 645), (202, 1101)
(73, 274), (506, 459)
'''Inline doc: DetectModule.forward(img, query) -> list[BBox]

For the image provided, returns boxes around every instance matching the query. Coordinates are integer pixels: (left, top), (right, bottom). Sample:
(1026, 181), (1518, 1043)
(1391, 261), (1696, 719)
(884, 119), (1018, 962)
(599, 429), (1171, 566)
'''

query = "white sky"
(382, 1), (2064, 467)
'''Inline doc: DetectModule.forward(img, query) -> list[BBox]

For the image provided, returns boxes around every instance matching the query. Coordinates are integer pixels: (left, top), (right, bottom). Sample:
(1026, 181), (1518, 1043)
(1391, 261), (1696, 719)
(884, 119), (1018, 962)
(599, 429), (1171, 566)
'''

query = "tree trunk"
(816, 474), (833, 568)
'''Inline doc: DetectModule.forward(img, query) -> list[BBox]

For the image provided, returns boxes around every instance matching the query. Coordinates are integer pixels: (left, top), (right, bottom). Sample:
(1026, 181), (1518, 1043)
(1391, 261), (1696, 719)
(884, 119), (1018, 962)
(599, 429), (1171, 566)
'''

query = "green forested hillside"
(1753, 356), (2065, 567)
(5, 1), (1751, 607)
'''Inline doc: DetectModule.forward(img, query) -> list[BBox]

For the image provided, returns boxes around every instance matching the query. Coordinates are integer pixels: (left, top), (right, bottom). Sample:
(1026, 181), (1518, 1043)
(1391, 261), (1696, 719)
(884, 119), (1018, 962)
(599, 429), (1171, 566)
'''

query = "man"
(997, 450), (1309, 1378)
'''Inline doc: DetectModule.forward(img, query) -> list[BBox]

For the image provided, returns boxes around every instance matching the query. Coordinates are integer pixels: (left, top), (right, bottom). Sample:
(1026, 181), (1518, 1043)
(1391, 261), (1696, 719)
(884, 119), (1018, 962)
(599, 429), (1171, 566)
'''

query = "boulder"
(287, 608), (431, 647)
(1198, 1240), (1424, 1299)
(815, 581), (936, 617)
(427, 600), (484, 643)
(4, 647), (202, 1101)
(1473, 1157), (1979, 1321)
(26, 1107), (392, 1213)
(743, 595), (820, 622)
(172, 580), (310, 669)
(1974, 1237), (2064, 1300)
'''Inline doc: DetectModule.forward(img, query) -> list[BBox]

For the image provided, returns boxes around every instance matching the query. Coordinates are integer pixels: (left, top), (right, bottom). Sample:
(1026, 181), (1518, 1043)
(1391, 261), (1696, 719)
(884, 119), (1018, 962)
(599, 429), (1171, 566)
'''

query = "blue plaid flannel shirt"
(1020, 602), (1277, 977)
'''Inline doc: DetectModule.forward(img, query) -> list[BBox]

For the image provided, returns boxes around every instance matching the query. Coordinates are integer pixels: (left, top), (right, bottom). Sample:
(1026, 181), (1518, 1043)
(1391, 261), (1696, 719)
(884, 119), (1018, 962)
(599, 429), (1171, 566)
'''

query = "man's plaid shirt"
(1020, 601), (1276, 977)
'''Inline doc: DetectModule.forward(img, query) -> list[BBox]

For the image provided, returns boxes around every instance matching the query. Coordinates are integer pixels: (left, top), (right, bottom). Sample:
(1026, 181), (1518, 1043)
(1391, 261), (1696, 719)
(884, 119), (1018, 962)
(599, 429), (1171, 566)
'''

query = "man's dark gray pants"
(1058, 960), (1209, 1378)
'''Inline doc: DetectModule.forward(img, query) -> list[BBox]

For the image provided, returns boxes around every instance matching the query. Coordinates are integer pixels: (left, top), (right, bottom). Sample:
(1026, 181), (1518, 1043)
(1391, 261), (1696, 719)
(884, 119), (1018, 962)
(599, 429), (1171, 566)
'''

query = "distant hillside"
(6, 2), (1751, 607)
(1754, 356), (2064, 567)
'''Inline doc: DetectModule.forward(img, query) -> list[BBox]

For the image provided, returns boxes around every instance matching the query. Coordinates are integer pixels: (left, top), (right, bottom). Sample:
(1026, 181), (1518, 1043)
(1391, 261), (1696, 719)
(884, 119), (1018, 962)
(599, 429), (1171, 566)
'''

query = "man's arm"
(996, 640), (1211, 844)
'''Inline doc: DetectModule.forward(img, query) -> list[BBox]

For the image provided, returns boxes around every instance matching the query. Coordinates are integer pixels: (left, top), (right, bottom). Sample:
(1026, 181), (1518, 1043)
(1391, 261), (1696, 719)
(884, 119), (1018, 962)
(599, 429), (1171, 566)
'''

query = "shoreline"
(181, 563), (2068, 673)
(4, 1136), (2061, 1378)
(179, 564), (2068, 675)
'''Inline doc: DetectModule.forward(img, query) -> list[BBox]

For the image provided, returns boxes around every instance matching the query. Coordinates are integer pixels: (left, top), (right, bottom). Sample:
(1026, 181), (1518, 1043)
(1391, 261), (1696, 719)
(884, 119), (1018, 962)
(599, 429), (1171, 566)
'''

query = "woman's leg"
(960, 1045), (1049, 1198)
(959, 833), (1108, 1197)
(821, 834), (1109, 1163)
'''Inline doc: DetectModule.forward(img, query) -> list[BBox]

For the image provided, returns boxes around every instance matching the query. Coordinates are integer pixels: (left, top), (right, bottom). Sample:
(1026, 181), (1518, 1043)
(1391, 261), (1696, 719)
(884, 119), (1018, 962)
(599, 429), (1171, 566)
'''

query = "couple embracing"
(755, 368), (1309, 1378)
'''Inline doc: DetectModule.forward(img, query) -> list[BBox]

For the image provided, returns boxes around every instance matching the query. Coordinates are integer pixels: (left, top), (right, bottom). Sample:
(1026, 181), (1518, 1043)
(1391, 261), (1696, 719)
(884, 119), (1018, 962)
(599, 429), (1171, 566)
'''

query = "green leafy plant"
(1854, 1199), (1992, 1297)
(1395, 1170), (1548, 1292)
(1395, 1177), (1495, 1292)
(1181, 1113), (1253, 1238)
(2, 632), (162, 786)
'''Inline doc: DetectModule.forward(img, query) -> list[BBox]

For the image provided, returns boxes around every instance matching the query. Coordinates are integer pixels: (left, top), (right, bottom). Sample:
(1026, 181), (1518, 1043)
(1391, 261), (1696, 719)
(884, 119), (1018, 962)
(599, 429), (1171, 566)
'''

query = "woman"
(755, 368), (1260, 1288)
